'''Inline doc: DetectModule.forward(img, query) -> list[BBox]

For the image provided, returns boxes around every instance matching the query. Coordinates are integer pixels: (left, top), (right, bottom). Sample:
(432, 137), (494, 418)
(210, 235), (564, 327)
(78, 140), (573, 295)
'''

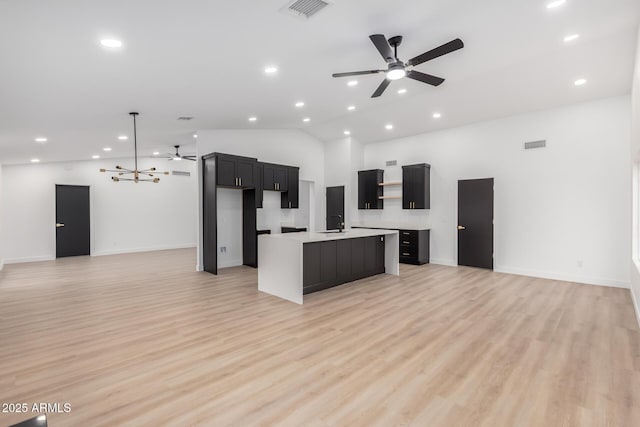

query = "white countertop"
(260, 228), (398, 243)
(351, 223), (431, 231)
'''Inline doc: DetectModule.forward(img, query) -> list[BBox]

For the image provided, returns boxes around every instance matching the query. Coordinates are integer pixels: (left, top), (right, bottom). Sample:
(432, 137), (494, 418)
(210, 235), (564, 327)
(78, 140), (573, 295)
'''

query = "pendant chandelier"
(100, 112), (168, 183)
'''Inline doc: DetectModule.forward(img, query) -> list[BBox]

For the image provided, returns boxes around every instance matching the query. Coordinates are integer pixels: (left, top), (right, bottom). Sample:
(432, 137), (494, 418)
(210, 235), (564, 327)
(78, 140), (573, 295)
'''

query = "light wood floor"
(1, 249), (639, 427)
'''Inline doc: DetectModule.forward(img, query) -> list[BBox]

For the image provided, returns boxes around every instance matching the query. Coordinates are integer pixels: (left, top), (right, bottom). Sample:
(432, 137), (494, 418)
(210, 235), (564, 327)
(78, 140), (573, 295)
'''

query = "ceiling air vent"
(524, 140), (546, 150)
(177, 116), (194, 121)
(172, 170), (191, 177)
(282, 0), (330, 19)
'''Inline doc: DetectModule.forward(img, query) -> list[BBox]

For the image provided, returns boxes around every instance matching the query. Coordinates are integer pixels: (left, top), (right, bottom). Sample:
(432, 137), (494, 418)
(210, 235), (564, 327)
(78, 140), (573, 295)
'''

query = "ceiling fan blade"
(369, 34), (395, 63)
(406, 70), (445, 86)
(372, 79), (391, 98)
(332, 70), (385, 78)
(407, 38), (464, 67)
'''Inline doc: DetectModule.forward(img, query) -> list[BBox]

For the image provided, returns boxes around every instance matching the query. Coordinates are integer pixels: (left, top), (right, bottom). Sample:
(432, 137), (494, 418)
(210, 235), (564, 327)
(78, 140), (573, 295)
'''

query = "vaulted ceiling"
(0, 0), (638, 164)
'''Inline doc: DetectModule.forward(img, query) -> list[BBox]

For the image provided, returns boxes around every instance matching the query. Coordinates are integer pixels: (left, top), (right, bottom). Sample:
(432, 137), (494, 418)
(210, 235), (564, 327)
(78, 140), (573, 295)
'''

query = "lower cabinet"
(303, 236), (385, 295)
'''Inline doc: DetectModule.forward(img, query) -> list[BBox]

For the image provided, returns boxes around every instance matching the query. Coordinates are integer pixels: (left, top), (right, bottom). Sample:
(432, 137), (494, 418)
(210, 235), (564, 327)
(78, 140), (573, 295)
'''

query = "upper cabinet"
(402, 163), (430, 209)
(216, 154), (257, 188)
(358, 169), (384, 210)
(263, 163), (289, 192)
(281, 167), (299, 209)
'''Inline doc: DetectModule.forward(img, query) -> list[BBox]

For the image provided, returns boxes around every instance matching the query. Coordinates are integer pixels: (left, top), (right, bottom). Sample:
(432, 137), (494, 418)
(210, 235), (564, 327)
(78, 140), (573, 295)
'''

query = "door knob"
(457, 225), (466, 230)
(56, 223), (65, 228)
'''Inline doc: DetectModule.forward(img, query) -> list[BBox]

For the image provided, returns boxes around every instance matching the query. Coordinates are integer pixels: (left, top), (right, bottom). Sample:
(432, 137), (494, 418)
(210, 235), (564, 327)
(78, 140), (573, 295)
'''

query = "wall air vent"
(524, 140), (546, 150)
(281, 0), (330, 19)
(177, 117), (194, 121)
(385, 160), (398, 167)
(172, 170), (191, 177)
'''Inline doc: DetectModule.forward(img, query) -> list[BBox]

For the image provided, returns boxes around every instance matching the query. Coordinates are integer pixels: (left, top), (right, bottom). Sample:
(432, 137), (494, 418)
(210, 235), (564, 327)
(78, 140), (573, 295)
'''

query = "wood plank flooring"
(1, 249), (639, 426)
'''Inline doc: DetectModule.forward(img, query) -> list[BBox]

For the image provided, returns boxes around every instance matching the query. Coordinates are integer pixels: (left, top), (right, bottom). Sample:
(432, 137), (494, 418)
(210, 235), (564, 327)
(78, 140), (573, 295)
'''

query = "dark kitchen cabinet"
(216, 154), (257, 188)
(353, 226), (430, 265)
(281, 166), (299, 209)
(399, 229), (430, 265)
(263, 163), (288, 191)
(402, 163), (430, 209)
(255, 162), (264, 208)
(303, 236), (385, 294)
(358, 169), (384, 210)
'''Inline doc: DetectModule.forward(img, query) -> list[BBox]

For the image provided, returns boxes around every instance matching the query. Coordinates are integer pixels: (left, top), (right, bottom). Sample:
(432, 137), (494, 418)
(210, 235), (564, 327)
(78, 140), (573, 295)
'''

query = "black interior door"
(56, 185), (90, 258)
(458, 178), (494, 269)
(326, 186), (345, 230)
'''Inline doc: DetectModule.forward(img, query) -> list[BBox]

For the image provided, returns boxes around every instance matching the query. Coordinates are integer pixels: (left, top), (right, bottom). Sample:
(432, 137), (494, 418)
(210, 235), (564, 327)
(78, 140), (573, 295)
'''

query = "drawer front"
(399, 230), (419, 246)
(399, 245), (418, 259)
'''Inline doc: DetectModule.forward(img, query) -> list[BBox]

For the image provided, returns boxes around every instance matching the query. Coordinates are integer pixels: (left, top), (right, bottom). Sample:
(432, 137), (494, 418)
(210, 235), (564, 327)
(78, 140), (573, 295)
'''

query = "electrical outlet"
(220, 246), (226, 253)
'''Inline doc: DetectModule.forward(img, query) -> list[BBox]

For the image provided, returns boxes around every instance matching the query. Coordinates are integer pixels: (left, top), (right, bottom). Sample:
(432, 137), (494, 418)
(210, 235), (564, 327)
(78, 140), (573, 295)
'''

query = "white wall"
(324, 137), (365, 229)
(360, 96), (631, 288)
(630, 26), (640, 325)
(0, 163), (3, 270)
(196, 129), (325, 270)
(1, 157), (197, 263)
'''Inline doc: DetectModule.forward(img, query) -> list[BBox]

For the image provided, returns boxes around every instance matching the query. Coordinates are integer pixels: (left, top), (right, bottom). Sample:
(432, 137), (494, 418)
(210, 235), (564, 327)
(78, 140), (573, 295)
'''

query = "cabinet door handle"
(403, 241), (410, 244)
(403, 252), (410, 256)
(402, 232), (410, 235)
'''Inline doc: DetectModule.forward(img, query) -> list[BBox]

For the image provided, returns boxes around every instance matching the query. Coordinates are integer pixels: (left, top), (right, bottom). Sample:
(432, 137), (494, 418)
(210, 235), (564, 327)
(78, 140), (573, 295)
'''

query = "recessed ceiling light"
(103, 147), (112, 152)
(249, 116), (257, 122)
(385, 124), (394, 130)
(347, 105), (356, 111)
(563, 34), (580, 42)
(152, 151), (160, 156)
(303, 117), (311, 123)
(344, 130), (351, 135)
(100, 39), (123, 48)
(295, 101), (305, 108)
(347, 80), (358, 87)
(30, 158), (40, 163)
(193, 134), (198, 138)
(264, 66), (278, 74)
(432, 112), (442, 119)
(35, 137), (47, 143)
(574, 78), (587, 86)
(397, 88), (407, 94)
(118, 135), (128, 140)
(546, 0), (566, 9)
(92, 155), (100, 159)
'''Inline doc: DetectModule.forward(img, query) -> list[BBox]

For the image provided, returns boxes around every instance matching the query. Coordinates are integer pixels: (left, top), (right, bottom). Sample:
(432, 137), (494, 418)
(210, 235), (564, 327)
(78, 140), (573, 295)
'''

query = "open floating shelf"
(379, 195), (402, 200)
(379, 181), (402, 186)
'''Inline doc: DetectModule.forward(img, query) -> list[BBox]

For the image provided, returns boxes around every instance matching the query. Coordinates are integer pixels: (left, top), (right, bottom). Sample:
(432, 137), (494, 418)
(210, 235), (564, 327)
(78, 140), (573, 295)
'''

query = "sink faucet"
(331, 215), (344, 232)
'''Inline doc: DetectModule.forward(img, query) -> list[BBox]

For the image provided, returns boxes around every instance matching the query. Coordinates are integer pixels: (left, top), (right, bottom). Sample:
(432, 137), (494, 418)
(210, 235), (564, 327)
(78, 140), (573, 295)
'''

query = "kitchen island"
(258, 228), (399, 304)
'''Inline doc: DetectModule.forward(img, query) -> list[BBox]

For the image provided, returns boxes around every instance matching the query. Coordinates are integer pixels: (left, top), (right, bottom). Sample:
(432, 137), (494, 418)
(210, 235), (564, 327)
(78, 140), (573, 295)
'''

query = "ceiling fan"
(166, 145), (196, 161)
(332, 34), (464, 98)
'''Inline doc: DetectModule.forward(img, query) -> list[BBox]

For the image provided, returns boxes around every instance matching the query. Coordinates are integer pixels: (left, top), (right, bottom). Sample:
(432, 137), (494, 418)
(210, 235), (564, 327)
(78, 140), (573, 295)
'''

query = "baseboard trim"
(217, 259), (243, 269)
(92, 243), (196, 257)
(494, 265), (629, 289)
(4, 255), (56, 264)
(631, 287), (640, 330)
(429, 258), (457, 267)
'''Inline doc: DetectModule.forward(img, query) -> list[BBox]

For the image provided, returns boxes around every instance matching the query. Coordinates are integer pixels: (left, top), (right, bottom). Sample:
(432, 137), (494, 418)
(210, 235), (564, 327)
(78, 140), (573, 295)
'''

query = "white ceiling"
(0, 0), (638, 165)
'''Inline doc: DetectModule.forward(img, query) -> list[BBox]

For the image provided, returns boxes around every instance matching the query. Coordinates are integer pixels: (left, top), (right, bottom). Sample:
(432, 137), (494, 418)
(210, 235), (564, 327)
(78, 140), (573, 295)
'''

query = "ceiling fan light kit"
(332, 34), (464, 97)
(100, 112), (169, 183)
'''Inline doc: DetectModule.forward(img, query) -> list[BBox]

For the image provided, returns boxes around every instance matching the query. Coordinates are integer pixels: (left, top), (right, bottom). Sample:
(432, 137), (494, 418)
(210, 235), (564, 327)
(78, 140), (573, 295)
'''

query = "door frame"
(456, 177), (494, 270)
(53, 184), (93, 258)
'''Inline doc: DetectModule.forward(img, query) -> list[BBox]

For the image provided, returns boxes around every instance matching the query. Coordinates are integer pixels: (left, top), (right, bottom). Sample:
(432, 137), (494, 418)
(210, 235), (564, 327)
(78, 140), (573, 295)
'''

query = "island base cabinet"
(303, 236), (385, 295)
